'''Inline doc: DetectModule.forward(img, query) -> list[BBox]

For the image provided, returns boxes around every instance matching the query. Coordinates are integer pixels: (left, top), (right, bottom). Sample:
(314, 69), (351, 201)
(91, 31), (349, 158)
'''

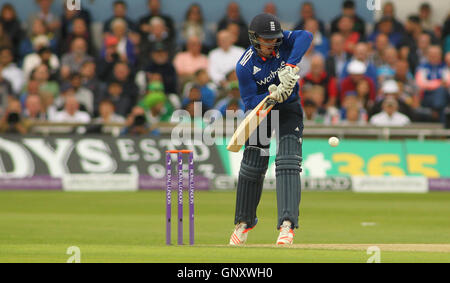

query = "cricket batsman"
(230, 13), (313, 246)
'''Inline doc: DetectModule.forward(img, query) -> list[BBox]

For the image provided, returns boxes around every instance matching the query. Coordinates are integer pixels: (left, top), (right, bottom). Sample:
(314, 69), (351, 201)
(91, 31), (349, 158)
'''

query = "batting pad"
(234, 147), (270, 229)
(275, 135), (303, 229)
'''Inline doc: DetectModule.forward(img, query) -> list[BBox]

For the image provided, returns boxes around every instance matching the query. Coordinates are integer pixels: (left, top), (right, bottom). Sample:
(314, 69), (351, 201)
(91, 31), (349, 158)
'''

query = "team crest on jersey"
(253, 66), (261, 75)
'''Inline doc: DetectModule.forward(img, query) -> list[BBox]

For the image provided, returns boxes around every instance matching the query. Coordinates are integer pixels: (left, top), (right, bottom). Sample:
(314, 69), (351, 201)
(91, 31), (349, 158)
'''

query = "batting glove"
(268, 84), (292, 103)
(278, 65), (300, 90)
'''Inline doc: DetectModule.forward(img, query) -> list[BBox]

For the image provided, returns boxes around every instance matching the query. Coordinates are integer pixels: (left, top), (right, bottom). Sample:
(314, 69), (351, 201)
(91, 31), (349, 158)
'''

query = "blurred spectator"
(341, 43), (378, 86)
(336, 15), (360, 55)
(325, 33), (351, 78)
(52, 95), (90, 123)
(60, 37), (93, 80)
(104, 1), (136, 34)
(19, 18), (58, 60)
(297, 44), (321, 78)
(20, 78), (40, 106)
(263, 2), (290, 31)
(340, 93), (367, 122)
(370, 96), (411, 126)
(23, 94), (46, 121)
(374, 2), (405, 34)
(30, 63), (59, 99)
(394, 60), (419, 106)
(300, 55), (338, 108)
(223, 98), (245, 119)
(414, 32), (432, 68)
(208, 30), (245, 86)
(183, 69), (216, 109)
(109, 61), (139, 106)
(376, 47), (398, 84)
(93, 99), (125, 124)
(303, 85), (328, 116)
(443, 15), (450, 53)
(180, 3), (214, 51)
(215, 81), (244, 116)
(217, 2), (249, 49)
(418, 2), (435, 32)
(60, 17), (93, 56)
(184, 99), (209, 118)
(338, 91), (368, 124)
(341, 104), (366, 125)
(97, 35), (121, 81)
(139, 80), (174, 123)
(66, 72), (94, 115)
(293, 2), (326, 35)
(173, 35), (208, 85)
(355, 79), (373, 112)
(108, 18), (136, 65)
(415, 46), (450, 122)
(27, 0), (60, 36)
(39, 90), (57, 120)
(0, 22), (11, 50)
(89, 99), (125, 134)
(0, 66), (13, 114)
(0, 98), (28, 134)
(445, 51), (450, 72)
(215, 69), (238, 100)
(140, 16), (175, 60)
(303, 99), (324, 124)
(340, 60), (376, 104)
(60, 0), (91, 43)
(0, 47), (24, 95)
(0, 4), (23, 59)
(304, 18), (329, 58)
(145, 42), (177, 94)
(22, 43), (60, 82)
(331, 0), (366, 38)
(370, 80), (414, 120)
(81, 60), (104, 113)
(138, 0), (176, 42)
(372, 33), (391, 67)
(122, 105), (151, 135)
(400, 15), (438, 73)
(369, 16), (403, 48)
(99, 80), (133, 118)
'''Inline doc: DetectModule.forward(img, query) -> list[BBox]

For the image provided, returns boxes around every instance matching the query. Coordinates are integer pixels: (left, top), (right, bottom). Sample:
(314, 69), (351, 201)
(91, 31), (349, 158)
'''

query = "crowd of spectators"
(0, 0), (450, 135)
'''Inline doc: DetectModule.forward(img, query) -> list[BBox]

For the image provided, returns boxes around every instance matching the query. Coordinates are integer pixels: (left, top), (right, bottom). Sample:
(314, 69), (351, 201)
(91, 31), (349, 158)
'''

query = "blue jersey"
(236, 30), (313, 111)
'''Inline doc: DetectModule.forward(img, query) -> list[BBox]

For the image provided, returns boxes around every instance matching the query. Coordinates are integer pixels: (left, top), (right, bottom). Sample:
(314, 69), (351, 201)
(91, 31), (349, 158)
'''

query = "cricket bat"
(227, 85), (278, 152)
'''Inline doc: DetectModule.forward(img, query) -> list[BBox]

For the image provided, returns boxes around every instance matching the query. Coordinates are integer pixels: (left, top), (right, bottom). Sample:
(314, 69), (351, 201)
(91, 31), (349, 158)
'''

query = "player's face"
(258, 37), (278, 57)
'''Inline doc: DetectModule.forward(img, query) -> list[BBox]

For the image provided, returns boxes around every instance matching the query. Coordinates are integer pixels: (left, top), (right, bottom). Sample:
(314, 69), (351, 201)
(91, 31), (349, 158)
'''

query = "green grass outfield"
(0, 190), (449, 263)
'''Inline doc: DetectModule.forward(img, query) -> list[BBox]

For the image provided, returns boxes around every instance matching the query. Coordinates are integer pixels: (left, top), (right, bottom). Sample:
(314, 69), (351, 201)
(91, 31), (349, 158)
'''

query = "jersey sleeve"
(236, 63), (269, 110)
(282, 30), (314, 66)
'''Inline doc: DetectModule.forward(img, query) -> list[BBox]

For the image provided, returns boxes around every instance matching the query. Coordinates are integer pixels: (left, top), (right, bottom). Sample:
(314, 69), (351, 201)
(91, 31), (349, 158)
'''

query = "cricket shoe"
(229, 222), (255, 246)
(276, 221), (295, 246)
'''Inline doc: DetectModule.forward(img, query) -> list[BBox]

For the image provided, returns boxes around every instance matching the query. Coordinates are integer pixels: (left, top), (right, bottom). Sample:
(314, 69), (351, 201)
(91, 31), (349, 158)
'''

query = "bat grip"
(267, 98), (277, 105)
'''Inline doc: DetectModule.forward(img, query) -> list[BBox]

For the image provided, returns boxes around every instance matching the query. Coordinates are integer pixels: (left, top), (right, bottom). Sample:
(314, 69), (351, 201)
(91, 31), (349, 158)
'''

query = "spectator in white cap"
(340, 42), (378, 86)
(369, 80), (414, 122)
(340, 60), (376, 105)
(370, 96), (410, 126)
(22, 36), (59, 81)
